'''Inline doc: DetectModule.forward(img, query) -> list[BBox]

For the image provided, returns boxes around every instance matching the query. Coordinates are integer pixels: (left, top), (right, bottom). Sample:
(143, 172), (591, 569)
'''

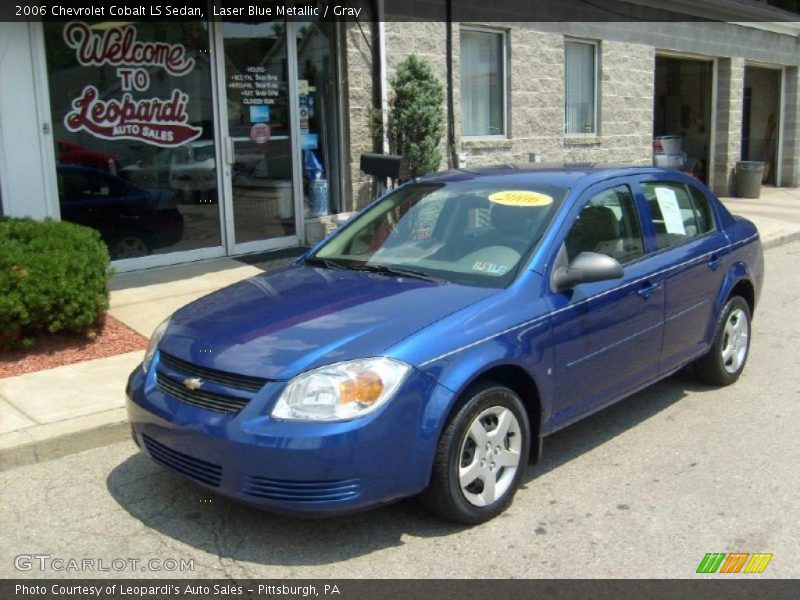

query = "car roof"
(418, 163), (686, 190)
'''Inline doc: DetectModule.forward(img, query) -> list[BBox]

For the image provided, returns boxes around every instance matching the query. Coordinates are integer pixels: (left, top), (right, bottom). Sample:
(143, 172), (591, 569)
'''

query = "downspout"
(377, 0), (389, 155)
(445, 0), (456, 169)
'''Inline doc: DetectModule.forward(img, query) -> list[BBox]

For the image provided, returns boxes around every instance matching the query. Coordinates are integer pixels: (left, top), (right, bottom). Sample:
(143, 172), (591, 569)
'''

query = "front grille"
(160, 352), (267, 393)
(156, 373), (250, 413)
(143, 435), (222, 487)
(242, 475), (361, 503)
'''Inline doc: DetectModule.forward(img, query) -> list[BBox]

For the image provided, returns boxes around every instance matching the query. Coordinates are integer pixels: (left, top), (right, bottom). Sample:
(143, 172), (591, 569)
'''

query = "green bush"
(387, 54), (446, 179)
(0, 217), (111, 349)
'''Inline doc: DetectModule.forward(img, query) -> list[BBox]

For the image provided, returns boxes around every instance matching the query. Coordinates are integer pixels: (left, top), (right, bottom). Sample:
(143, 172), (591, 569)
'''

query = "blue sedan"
(126, 165), (763, 524)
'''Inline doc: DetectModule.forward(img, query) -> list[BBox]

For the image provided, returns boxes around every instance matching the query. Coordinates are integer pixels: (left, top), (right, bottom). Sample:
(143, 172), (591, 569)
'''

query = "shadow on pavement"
(106, 370), (713, 567)
(529, 369), (712, 481)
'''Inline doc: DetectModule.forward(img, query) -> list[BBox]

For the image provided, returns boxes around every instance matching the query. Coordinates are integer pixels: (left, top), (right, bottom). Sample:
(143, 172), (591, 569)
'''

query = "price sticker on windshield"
(489, 190), (553, 207)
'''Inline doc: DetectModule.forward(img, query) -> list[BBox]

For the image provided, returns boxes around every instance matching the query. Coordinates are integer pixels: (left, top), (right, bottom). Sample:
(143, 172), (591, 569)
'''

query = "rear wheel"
(109, 234), (150, 260)
(694, 296), (751, 386)
(421, 383), (530, 525)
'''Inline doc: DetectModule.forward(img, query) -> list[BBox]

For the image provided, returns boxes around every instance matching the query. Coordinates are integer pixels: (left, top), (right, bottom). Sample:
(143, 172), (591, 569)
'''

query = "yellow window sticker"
(489, 190), (553, 207)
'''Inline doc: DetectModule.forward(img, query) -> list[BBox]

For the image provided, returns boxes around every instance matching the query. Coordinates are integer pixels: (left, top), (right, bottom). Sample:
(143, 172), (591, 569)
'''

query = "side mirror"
(552, 251), (624, 292)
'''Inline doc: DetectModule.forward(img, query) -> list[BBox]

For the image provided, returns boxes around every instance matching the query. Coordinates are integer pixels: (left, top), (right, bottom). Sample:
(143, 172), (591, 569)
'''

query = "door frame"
(653, 51), (718, 188)
(210, 19), (305, 257)
(743, 60), (785, 187)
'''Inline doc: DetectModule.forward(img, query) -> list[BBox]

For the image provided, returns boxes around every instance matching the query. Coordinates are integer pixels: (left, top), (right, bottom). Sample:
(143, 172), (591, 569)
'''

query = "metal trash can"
(735, 161), (765, 199)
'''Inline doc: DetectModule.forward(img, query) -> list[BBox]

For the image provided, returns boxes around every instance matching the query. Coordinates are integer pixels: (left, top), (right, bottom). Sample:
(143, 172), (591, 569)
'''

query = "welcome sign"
(62, 21), (202, 147)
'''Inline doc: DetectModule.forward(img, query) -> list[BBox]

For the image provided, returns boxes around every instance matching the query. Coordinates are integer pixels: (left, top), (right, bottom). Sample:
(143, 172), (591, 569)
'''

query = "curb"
(763, 230), (800, 251)
(0, 409), (130, 472)
(1, 231), (798, 472)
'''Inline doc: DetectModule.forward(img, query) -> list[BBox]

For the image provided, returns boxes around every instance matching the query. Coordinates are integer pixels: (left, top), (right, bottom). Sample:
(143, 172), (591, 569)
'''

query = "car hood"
(158, 264), (496, 380)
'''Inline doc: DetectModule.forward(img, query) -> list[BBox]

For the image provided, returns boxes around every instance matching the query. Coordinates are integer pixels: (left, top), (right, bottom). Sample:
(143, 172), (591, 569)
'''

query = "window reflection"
(45, 21), (221, 260)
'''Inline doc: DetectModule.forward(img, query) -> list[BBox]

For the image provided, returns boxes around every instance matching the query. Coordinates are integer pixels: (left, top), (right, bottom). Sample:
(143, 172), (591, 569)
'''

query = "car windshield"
(309, 181), (568, 288)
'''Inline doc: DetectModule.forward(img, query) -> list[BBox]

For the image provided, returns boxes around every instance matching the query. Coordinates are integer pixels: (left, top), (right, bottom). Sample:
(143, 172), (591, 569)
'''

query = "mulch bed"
(0, 315), (147, 379)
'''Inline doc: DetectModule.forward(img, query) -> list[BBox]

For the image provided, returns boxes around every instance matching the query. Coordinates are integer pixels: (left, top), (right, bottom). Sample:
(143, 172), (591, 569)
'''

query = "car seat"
(565, 205), (620, 260)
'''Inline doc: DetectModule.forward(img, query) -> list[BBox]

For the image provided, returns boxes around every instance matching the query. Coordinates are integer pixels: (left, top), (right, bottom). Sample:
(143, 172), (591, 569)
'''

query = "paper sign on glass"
(655, 187), (686, 235)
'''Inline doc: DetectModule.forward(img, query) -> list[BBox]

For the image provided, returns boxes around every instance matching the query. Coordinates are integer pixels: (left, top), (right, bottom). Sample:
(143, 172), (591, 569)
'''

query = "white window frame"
(460, 25), (509, 140)
(564, 38), (600, 136)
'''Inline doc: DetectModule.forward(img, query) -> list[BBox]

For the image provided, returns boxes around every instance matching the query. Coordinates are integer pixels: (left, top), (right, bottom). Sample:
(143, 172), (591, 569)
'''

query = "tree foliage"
(387, 54), (446, 179)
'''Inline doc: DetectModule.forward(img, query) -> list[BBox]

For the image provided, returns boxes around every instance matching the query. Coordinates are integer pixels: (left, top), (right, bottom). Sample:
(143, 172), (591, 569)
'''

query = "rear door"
(546, 178), (664, 427)
(634, 175), (730, 374)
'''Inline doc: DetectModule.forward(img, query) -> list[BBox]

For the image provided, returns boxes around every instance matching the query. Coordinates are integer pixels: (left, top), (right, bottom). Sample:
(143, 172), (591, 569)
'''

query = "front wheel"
(694, 296), (751, 386)
(421, 383), (530, 525)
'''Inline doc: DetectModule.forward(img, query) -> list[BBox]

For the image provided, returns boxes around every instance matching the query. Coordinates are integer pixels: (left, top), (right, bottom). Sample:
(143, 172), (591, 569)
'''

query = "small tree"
(387, 55), (445, 179)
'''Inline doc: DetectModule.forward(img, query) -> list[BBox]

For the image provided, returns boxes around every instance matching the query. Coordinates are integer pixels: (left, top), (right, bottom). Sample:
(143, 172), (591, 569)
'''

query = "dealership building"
(0, 0), (798, 271)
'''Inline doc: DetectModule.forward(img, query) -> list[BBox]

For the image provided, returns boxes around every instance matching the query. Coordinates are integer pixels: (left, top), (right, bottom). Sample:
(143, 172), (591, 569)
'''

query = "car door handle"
(637, 282), (661, 300)
(708, 254), (723, 271)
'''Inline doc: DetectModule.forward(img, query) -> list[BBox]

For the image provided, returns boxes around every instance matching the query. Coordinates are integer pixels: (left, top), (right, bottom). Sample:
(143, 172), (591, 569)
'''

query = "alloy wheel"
(721, 307), (749, 374)
(458, 405), (522, 507)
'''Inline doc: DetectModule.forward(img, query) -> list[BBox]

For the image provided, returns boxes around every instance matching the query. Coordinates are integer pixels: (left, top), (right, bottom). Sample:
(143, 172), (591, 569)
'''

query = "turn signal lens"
(340, 370), (383, 405)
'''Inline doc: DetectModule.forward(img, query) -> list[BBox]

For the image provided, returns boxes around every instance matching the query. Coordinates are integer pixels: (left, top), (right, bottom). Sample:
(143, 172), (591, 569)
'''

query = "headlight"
(142, 318), (170, 374)
(271, 358), (411, 422)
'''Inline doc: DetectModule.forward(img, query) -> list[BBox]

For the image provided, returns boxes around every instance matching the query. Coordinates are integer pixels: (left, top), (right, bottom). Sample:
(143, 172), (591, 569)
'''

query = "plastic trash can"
(735, 161), (765, 199)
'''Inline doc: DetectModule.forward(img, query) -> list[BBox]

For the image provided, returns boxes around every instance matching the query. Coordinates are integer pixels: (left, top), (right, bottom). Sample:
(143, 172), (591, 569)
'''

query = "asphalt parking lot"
(1, 240), (798, 580)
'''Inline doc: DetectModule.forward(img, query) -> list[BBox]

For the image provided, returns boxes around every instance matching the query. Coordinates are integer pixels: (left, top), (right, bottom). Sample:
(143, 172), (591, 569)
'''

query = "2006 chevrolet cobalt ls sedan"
(127, 165), (763, 524)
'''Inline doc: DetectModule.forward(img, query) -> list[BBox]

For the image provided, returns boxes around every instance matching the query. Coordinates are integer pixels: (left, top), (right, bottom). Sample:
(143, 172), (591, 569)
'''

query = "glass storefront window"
(44, 21), (221, 260)
(297, 21), (341, 217)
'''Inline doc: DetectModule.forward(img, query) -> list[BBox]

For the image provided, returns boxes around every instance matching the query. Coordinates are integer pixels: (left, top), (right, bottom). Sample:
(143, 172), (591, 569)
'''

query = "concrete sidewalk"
(1, 186), (798, 470)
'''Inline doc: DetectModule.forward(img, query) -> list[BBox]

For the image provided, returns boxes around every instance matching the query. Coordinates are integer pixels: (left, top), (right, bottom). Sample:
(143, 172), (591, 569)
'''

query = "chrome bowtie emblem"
(183, 377), (203, 391)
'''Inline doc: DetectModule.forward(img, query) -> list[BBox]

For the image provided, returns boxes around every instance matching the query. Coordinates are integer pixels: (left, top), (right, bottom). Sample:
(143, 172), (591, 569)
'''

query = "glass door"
(216, 20), (301, 253)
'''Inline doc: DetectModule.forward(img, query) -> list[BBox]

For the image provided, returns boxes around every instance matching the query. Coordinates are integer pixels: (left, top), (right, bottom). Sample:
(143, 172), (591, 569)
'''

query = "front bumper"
(125, 354), (454, 516)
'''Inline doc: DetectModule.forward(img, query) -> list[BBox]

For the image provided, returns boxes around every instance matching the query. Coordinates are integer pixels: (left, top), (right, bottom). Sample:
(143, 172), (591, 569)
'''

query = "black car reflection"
(58, 166), (184, 260)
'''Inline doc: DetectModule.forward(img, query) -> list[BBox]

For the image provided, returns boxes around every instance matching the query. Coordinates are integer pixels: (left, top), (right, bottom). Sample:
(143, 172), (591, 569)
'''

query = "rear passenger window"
(687, 184), (715, 235)
(565, 185), (644, 264)
(641, 181), (714, 250)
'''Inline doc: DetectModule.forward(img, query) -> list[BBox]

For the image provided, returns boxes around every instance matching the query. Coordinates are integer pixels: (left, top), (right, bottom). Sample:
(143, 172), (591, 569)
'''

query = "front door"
(214, 19), (342, 254)
(216, 20), (301, 254)
(546, 180), (664, 427)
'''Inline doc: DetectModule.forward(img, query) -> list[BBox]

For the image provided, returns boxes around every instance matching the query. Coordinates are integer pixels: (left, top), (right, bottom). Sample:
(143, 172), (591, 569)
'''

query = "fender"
(417, 316), (553, 452)
(708, 260), (752, 342)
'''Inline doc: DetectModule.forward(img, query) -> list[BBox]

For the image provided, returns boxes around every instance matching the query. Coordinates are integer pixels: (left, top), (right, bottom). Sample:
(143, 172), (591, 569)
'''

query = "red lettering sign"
(63, 22), (194, 76)
(64, 86), (202, 147)
(62, 22), (202, 147)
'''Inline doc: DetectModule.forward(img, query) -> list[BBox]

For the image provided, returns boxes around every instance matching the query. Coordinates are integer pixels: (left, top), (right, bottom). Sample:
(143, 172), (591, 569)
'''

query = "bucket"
(654, 135), (683, 155)
(735, 161), (765, 199)
(654, 152), (687, 170)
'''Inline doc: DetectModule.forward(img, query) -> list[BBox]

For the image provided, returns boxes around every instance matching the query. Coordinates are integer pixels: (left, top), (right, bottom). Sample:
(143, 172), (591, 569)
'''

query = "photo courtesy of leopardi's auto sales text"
(0, 0), (799, 599)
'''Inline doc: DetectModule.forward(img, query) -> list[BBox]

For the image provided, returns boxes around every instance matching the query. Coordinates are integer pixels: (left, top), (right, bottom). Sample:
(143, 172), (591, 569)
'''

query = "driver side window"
(565, 185), (644, 263)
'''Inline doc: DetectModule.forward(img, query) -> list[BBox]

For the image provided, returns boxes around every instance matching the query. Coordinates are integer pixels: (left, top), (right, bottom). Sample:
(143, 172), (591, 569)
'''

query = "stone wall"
(782, 67), (800, 188)
(379, 23), (655, 171)
(713, 57), (745, 196)
(341, 20), (798, 209)
(342, 21), (378, 210)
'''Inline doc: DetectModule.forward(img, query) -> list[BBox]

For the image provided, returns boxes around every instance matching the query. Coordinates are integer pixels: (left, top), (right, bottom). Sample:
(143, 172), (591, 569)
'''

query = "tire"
(421, 383), (530, 525)
(109, 233), (150, 260)
(694, 296), (751, 386)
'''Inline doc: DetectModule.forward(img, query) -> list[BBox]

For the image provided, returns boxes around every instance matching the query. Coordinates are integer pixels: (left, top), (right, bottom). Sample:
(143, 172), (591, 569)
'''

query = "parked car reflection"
(57, 166), (184, 260)
(169, 141), (218, 204)
(56, 140), (119, 174)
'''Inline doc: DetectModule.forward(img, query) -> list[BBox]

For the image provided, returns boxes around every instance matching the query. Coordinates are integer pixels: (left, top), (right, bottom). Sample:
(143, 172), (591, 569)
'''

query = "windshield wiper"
(349, 263), (449, 284)
(304, 256), (346, 270)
